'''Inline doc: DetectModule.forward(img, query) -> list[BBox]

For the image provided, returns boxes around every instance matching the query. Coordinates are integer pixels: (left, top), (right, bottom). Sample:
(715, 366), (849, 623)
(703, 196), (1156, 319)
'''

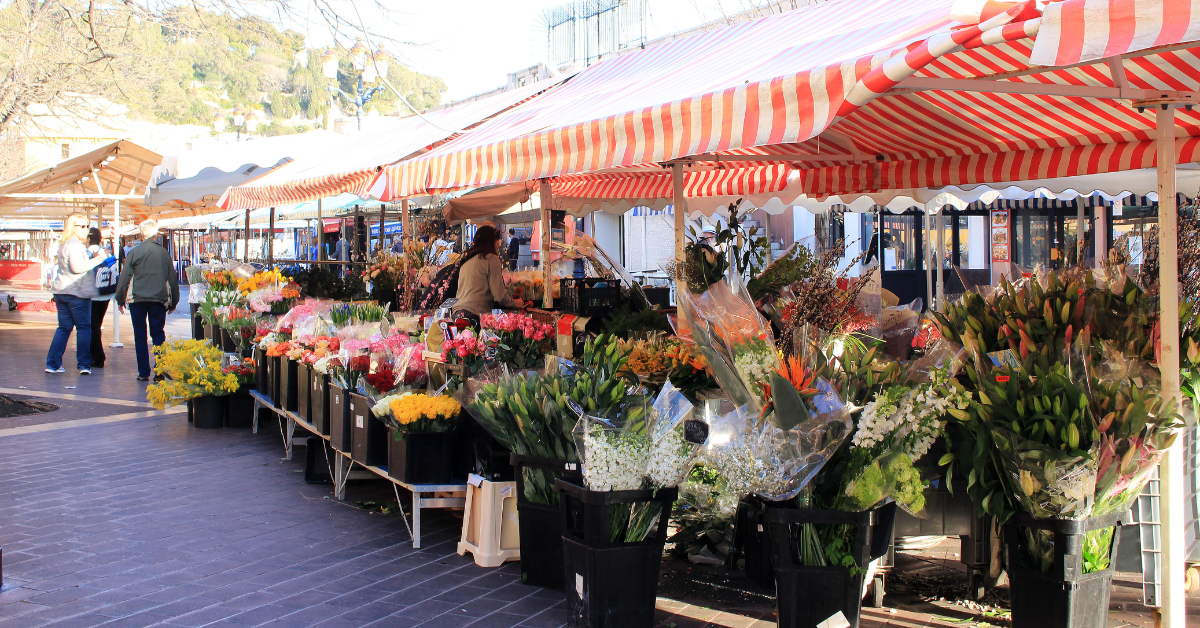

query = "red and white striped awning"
(217, 76), (569, 211)
(369, 0), (1200, 203)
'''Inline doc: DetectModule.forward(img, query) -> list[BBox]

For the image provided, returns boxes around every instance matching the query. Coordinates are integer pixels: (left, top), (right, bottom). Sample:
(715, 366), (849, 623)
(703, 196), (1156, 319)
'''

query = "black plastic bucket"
(192, 395), (225, 429)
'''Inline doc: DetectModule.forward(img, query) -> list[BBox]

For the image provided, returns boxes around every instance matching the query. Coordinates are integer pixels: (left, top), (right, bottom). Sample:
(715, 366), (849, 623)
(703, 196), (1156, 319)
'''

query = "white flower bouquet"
(571, 381), (704, 542)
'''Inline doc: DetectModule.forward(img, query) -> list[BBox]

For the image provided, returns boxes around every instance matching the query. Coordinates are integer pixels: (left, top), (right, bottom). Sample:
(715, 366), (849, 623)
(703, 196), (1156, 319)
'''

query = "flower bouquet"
(465, 334), (634, 505)
(224, 360), (256, 387)
(619, 334), (714, 401)
(571, 380), (703, 543)
(372, 392), (460, 434)
(218, 306), (258, 353)
(442, 328), (488, 387)
(480, 312), (554, 369)
(147, 340), (238, 409)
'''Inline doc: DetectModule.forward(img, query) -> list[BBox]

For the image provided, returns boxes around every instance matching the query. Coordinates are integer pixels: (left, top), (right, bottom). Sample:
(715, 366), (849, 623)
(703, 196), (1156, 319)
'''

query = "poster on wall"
(991, 209), (1010, 262)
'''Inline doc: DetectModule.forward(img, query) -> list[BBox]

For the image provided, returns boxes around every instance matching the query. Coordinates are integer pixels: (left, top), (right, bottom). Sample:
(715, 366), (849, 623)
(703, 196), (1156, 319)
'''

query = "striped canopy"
(217, 75), (569, 211)
(370, 0), (1200, 203)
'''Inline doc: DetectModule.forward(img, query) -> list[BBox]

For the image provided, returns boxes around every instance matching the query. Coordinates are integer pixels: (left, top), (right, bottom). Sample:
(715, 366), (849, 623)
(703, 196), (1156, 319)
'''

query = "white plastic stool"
(457, 475), (521, 567)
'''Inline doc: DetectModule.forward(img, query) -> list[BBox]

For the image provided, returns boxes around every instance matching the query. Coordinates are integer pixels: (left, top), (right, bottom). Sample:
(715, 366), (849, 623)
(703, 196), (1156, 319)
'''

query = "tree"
(0, 0), (428, 134)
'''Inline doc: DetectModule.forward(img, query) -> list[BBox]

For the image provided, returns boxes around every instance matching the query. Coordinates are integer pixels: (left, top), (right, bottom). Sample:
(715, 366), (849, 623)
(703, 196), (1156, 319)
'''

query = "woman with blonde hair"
(45, 213), (111, 374)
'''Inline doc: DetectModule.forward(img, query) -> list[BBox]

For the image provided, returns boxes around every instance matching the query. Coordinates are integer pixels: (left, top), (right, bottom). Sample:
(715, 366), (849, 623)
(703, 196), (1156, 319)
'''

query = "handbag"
(95, 258), (120, 296)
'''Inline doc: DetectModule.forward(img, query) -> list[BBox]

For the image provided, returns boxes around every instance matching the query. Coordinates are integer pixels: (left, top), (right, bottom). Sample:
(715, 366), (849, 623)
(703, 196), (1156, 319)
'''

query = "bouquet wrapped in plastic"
(571, 380), (704, 542)
(675, 273), (777, 413)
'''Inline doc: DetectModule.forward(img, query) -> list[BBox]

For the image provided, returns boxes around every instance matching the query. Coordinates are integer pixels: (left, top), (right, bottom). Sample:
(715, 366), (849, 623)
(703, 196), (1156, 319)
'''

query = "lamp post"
(322, 41), (390, 132)
(212, 113), (226, 135)
(232, 107), (246, 141)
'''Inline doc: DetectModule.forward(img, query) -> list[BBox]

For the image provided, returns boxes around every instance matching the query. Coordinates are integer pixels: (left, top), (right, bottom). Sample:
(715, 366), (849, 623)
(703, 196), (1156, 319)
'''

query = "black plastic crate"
(349, 393), (387, 467)
(279, 359), (299, 412)
(512, 454), (581, 589)
(556, 476), (677, 549)
(296, 363), (311, 422)
(328, 383), (352, 453)
(732, 497), (776, 588)
(766, 503), (896, 628)
(558, 277), (620, 317)
(1005, 510), (1128, 628)
(310, 372), (330, 435)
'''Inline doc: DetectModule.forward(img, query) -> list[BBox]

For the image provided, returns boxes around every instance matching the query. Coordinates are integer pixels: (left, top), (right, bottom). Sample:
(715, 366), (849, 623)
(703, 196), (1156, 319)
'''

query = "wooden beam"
(891, 76), (1200, 102)
(1, 193), (143, 199)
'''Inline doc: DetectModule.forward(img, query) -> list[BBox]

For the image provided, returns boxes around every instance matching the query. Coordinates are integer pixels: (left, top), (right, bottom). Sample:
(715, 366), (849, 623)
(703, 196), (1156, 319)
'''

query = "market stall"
(152, 1), (1200, 627)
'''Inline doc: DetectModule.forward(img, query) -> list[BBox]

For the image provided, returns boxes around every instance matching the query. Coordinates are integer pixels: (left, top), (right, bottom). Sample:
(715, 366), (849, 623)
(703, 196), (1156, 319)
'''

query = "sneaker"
(45, 367), (65, 373)
(79, 368), (91, 375)
(137, 375), (150, 382)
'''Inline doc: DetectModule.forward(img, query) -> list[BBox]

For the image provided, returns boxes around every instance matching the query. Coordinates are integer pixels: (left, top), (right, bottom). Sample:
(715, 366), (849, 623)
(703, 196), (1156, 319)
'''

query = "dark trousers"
(129, 302), (167, 378)
(46, 294), (92, 370)
(90, 299), (110, 366)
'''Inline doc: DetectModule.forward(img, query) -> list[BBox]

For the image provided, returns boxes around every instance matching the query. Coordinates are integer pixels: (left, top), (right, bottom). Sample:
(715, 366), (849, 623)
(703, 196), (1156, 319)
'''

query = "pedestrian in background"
(46, 214), (110, 375)
(115, 220), (180, 382)
(87, 228), (119, 368)
(506, 228), (520, 271)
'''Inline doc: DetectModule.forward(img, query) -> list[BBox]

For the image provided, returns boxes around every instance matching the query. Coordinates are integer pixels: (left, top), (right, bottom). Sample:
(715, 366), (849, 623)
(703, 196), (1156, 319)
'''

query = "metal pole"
(924, 207), (934, 310)
(1155, 105), (1185, 628)
(540, 180), (553, 309)
(110, 199), (123, 348)
(353, 205), (361, 263)
(935, 209), (945, 311)
(317, 199), (325, 261)
(378, 203), (386, 256)
(268, 207), (276, 267)
(243, 207), (251, 263)
(1095, 202), (1109, 269)
(401, 199), (410, 243)
(672, 163), (687, 264)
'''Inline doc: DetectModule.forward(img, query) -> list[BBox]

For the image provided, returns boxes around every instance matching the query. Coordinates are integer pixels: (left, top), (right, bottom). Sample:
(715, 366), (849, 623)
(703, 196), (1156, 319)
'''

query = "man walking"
(506, 229), (520, 271)
(115, 220), (180, 382)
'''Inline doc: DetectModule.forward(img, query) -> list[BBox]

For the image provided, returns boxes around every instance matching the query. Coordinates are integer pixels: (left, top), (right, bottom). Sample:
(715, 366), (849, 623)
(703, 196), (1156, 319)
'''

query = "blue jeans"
(130, 302), (167, 378)
(46, 295), (92, 370)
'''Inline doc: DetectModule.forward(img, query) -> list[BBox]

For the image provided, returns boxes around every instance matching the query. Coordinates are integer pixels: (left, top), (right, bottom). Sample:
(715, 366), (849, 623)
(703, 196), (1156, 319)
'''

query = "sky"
(294, 0), (789, 101)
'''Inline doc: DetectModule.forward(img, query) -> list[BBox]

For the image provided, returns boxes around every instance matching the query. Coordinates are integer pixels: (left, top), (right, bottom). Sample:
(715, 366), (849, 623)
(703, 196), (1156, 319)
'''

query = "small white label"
(818, 611), (851, 628)
(757, 524), (763, 532)
(565, 463), (578, 471)
(500, 484), (512, 497)
(313, 380), (318, 390)
(575, 573), (584, 599)
(467, 473), (485, 487)
(355, 415), (364, 428)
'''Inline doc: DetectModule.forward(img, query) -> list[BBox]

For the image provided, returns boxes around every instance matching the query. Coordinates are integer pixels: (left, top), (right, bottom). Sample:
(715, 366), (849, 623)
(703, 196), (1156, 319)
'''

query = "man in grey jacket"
(115, 220), (180, 381)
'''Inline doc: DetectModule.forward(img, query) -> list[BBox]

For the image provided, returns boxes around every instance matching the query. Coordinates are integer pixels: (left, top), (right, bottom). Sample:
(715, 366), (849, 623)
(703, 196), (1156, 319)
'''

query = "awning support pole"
(110, 198), (123, 348)
(378, 204), (386, 256)
(317, 199), (325, 262)
(540, 179), (553, 309)
(935, 210), (944, 311)
(268, 207), (276, 267)
(353, 205), (361, 264)
(401, 199), (410, 242)
(243, 207), (251, 263)
(1155, 104), (1185, 628)
(924, 210), (933, 309)
(672, 162), (686, 264)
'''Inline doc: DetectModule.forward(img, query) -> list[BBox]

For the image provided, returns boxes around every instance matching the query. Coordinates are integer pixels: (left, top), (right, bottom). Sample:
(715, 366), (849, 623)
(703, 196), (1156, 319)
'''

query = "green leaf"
(769, 371), (810, 431)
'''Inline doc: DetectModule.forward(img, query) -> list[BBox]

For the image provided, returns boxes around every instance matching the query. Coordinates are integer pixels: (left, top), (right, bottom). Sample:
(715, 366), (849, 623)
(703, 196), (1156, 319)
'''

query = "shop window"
(879, 214), (920, 271)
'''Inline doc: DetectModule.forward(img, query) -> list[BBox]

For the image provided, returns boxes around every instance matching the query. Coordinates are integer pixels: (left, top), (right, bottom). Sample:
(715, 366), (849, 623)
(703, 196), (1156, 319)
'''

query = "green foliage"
(598, 302), (671, 339)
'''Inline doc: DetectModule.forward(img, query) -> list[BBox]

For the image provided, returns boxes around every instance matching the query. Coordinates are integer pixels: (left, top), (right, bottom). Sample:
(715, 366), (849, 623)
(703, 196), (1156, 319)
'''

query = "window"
(61, 143), (70, 159)
(879, 214), (920, 271)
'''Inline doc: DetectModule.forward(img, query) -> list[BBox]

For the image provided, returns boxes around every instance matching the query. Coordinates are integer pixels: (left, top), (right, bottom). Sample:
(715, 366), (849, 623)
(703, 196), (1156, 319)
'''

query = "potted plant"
(147, 339), (239, 429)
(375, 392), (461, 483)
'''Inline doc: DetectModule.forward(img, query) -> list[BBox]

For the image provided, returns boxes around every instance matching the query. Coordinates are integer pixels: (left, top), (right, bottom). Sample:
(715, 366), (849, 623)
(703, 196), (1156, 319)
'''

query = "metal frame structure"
(248, 389), (467, 549)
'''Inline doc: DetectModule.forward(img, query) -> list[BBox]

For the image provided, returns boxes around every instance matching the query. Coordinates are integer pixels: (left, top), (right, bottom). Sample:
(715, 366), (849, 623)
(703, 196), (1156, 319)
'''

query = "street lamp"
(245, 111), (260, 136)
(212, 112), (226, 134)
(322, 40), (389, 132)
(232, 106), (247, 140)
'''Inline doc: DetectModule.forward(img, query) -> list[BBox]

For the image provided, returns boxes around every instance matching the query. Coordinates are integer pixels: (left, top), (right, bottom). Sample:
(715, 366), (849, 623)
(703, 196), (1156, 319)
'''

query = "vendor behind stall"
(453, 225), (525, 322)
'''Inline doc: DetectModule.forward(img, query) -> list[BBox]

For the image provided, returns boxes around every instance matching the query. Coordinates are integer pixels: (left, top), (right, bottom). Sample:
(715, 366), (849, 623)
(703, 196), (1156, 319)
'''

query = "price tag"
(576, 574), (584, 599)
(355, 415), (364, 428)
(996, 375), (1010, 383)
(684, 419), (710, 445)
